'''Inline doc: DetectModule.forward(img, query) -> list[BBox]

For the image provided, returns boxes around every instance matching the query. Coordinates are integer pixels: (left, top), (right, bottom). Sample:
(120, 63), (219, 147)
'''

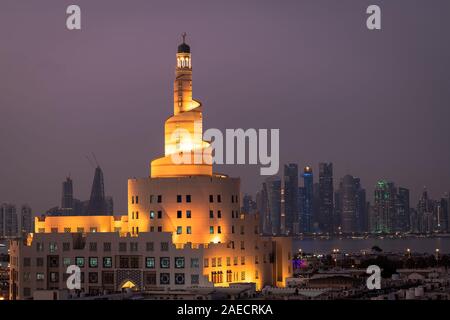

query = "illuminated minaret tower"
(151, 33), (212, 178)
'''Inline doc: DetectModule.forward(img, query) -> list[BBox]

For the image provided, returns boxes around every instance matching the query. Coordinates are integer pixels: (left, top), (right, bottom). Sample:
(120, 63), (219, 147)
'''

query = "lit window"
(175, 257), (185, 269)
(186, 210), (191, 218)
(186, 226), (192, 234)
(89, 257), (98, 268)
(218, 226), (222, 234)
(209, 210), (214, 218)
(145, 257), (155, 269)
(160, 257), (170, 268)
(209, 226), (214, 234)
(49, 243), (57, 253)
(103, 257), (112, 268)
(176, 226), (182, 234)
(76, 257), (85, 268)
(63, 258), (71, 266)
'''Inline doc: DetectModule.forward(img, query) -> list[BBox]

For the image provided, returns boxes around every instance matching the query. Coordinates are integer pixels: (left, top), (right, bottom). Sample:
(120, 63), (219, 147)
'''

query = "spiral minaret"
(150, 34), (212, 178)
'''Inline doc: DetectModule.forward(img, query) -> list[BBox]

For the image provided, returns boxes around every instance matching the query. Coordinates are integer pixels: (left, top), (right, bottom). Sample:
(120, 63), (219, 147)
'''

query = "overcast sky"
(1, 0), (449, 214)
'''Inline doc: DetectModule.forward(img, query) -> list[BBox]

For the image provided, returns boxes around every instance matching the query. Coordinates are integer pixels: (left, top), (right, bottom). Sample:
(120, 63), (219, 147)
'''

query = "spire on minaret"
(182, 32), (187, 43)
(178, 32), (190, 53)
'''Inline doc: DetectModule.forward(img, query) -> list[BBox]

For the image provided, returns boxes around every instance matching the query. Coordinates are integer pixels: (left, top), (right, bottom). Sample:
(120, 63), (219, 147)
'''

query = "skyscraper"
(20, 205), (33, 234)
(318, 163), (334, 233)
(0, 204), (18, 238)
(301, 166), (313, 233)
(339, 175), (357, 233)
(283, 164), (298, 235)
(256, 183), (270, 234)
(87, 166), (108, 215)
(266, 176), (282, 235)
(61, 176), (74, 211)
(396, 187), (410, 232)
(370, 180), (396, 233)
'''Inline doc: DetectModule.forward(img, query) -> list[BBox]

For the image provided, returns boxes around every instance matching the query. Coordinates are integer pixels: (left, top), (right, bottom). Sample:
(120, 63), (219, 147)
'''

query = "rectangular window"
(36, 273), (45, 281)
(63, 257), (71, 266)
(157, 211), (162, 219)
(135, 196), (139, 204)
(64, 227), (71, 233)
(49, 242), (58, 253)
(190, 258), (199, 268)
(150, 226), (155, 232)
(186, 195), (191, 203)
(150, 210), (155, 219)
(209, 195), (213, 203)
(36, 257), (44, 267)
(63, 242), (70, 251)
(218, 210), (222, 218)
(150, 195), (154, 203)
(103, 257), (112, 268)
(209, 210), (214, 218)
(176, 226), (182, 234)
(161, 242), (169, 251)
(241, 271), (245, 281)
(217, 195), (221, 203)
(136, 211), (139, 219)
(103, 242), (111, 252)
(186, 210), (191, 218)
(191, 274), (199, 285)
(226, 257), (231, 266)
(89, 257), (98, 268)
(157, 195), (162, 203)
(130, 242), (138, 252)
(186, 226), (192, 234)
(175, 257), (185, 269)
(218, 226), (222, 234)
(89, 242), (97, 252)
(36, 242), (44, 252)
(241, 256), (245, 265)
(23, 258), (31, 267)
(160, 257), (170, 268)
(145, 257), (155, 269)
(119, 242), (127, 252)
(212, 258), (216, 267)
(130, 256), (139, 268)
(76, 257), (85, 268)
(157, 226), (162, 232)
(77, 227), (84, 233)
(204, 258), (209, 268)
(146, 242), (154, 251)
(209, 226), (214, 234)
(177, 210), (182, 218)
(131, 196), (134, 204)
(218, 257), (222, 267)
(177, 195), (182, 203)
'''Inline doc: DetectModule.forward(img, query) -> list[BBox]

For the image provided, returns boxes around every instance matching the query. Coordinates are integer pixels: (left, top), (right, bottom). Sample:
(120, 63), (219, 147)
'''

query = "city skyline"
(1, 1), (450, 214)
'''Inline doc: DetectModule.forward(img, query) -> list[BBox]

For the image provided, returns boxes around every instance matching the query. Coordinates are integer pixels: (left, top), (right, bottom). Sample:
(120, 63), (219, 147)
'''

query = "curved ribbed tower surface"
(151, 34), (212, 178)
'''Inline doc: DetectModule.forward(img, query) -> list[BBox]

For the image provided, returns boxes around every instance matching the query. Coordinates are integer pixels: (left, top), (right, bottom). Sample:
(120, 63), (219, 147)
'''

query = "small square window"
(191, 274), (199, 285)
(76, 257), (85, 268)
(175, 257), (185, 269)
(160, 257), (170, 268)
(146, 242), (154, 251)
(89, 257), (98, 268)
(190, 258), (199, 268)
(161, 242), (169, 251)
(146, 257), (155, 268)
(103, 257), (112, 268)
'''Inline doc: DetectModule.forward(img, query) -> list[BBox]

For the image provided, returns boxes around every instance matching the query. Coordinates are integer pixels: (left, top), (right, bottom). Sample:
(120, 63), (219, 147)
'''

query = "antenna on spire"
(182, 32), (187, 43)
(92, 152), (100, 168)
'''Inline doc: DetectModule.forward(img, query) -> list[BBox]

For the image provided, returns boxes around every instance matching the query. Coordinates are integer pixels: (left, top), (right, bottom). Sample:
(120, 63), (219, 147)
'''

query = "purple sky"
(1, 0), (449, 214)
